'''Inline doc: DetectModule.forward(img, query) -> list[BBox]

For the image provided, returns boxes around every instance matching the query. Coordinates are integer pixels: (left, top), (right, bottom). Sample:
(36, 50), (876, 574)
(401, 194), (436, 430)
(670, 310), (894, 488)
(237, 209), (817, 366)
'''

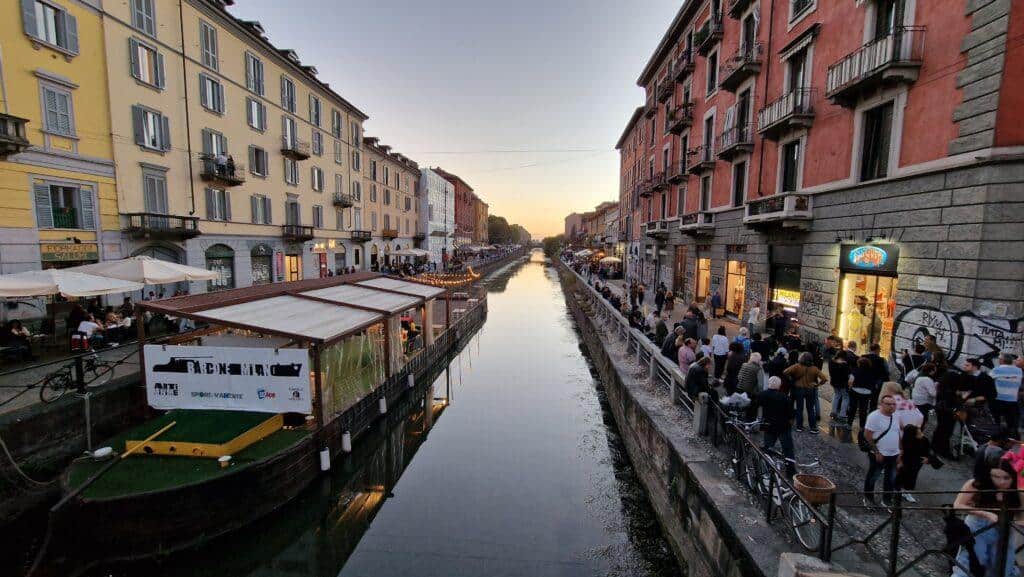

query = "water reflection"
(79, 251), (682, 577)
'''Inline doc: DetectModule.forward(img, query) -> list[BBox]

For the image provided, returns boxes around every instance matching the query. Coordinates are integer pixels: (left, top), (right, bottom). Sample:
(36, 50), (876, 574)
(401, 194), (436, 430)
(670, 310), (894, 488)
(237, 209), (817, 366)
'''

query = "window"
(281, 76), (296, 112)
(700, 175), (712, 211)
(245, 52), (264, 95)
(201, 128), (227, 156)
(791, 0), (815, 23)
(333, 139), (343, 164)
(788, 48), (808, 93)
(205, 244), (234, 291)
(41, 84), (74, 136)
(312, 131), (322, 156)
(251, 244), (273, 284)
(129, 38), (165, 89)
(706, 51), (718, 95)
(370, 211), (377, 230)
(285, 200), (301, 225)
(350, 121), (360, 145)
(312, 205), (324, 228)
(732, 161), (746, 207)
(132, 105), (170, 150)
(249, 145), (268, 177)
(384, 189), (391, 206)
(369, 184), (377, 202)
(246, 97), (266, 131)
(251, 195), (272, 224)
(199, 22), (218, 70)
(351, 180), (361, 201)
(311, 166), (324, 192)
(404, 196), (412, 211)
(142, 169), (168, 214)
(354, 207), (362, 229)
(383, 166), (389, 184)
(781, 139), (801, 192)
(860, 101), (894, 181)
(331, 109), (342, 138)
(371, 160), (378, 180)
(23, 0), (79, 54)
(383, 214), (390, 229)
(199, 73), (224, 114)
(334, 173), (344, 193)
(336, 209), (344, 230)
(130, 0), (156, 36)
(309, 95), (321, 127)
(352, 150), (361, 171)
(205, 188), (230, 221)
(282, 115), (297, 147)
(33, 182), (93, 229)
(284, 157), (299, 185)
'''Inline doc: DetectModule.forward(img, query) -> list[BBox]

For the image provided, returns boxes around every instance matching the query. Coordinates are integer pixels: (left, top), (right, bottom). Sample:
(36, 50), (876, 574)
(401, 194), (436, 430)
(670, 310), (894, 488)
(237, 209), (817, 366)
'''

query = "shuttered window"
(22, 0), (79, 54)
(309, 95), (321, 127)
(336, 209), (344, 230)
(331, 110), (342, 138)
(129, 37), (165, 88)
(142, 169), (168, 214)
(33, 182), (94, 230)
(132, 105), (170, 150)
(311, 131), (322, 156)
(41, 84), (73, 136)
(351, 180), (361, 201)
(284, 158), (299, 185)
(199, 73), (224, 114)
(249, 145), (268, 177)
(246, 97), (266, 131)
(333, 139), (343, 165)
(311, 166), (324, 192)
(130, 0), (156, 36)
(860, 101), (894, 182)
(251, 195), (272, 224)
(205, 188), (230, 221)
(280, 77), (296, 112)
(245, 52), (264, 95)
(312, 205), (324, 229)
(199, 21), (218, 70)
(201, 128), (227, 156)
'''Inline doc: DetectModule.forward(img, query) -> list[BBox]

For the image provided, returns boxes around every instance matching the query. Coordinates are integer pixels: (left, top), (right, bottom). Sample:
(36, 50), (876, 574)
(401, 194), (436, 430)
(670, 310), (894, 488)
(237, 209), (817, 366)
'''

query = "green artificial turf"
(67, 413), (311, 500)
(126, 409), (275, 444)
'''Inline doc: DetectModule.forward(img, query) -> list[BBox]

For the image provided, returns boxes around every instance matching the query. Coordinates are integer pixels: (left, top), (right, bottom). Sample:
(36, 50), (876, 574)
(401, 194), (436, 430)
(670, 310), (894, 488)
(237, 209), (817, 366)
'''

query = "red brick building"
(618, 0), (1023, 360)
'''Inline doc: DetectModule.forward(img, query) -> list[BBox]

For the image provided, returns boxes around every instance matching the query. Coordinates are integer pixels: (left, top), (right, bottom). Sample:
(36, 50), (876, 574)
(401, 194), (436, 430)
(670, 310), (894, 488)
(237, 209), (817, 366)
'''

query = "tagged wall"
(892, 306), (1023, 368)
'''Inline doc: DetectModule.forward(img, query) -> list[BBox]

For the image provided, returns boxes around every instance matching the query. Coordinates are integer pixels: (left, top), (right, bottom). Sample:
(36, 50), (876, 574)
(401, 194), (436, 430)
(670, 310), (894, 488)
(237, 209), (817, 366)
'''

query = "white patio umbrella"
(70, 256), (220, 284)
(393, 248), (430, 258)
(0, 269), (144, 298)
(599, 256), (622, 264)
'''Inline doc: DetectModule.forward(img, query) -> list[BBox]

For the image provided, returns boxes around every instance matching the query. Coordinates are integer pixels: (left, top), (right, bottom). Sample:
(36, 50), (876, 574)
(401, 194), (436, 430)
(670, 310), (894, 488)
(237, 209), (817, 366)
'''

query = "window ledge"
(42, 129), (78, 141)
(138, 145), (165, 155)
(28, 37), (76, 61)
(133, 78), (164, 92)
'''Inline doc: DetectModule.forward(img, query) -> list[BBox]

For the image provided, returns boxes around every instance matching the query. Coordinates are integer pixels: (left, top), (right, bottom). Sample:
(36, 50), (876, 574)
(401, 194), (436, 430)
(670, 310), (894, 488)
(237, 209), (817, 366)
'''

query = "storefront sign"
(771, 288), (801, 308)
(840, 244), (899, 275)
(40, 243), (98, 263)
(144, 345), (312, 413)
(917, 276), (949, 293)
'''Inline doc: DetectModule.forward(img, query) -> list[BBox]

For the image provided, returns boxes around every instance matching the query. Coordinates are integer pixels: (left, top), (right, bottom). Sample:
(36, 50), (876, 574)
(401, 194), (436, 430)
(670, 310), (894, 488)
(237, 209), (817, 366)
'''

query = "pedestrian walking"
(863, 395), (901, 507)
(849, 356), (875, 434)
(910, 363), (937, 429)
(784, 352), (827, 433)
(746, 301), (761, 336)
(664, 289), (675, 314)
(895, 423), (938, 502)
(828, 350), (853, 426)
(990, 353), (1022, 434)
(637, 284), (646, 307)
(711, 326), (729, 379)
(654, 285), (665, 315)
(756, 376), (797, 477)
(931, 370), (960, 459)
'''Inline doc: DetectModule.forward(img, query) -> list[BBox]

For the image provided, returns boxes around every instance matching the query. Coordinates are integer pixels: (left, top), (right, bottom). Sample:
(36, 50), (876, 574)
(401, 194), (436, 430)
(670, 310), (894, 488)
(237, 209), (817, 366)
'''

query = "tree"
(487, 215), (511, 245)
(542, 234), (564, 259)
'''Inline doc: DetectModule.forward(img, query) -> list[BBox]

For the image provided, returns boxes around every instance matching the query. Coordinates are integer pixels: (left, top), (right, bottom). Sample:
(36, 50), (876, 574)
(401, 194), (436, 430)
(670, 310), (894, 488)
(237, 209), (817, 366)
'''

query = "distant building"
(564, 213), (584, 243)
(418, 168), (455, 267)
(474, 199), (489, 244)
(433, 168), (476, 248)
(361, 137), (420, 271)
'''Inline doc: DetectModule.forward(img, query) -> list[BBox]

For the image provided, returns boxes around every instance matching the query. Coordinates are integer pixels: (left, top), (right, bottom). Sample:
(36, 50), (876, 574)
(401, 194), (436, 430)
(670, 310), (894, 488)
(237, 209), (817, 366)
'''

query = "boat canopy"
(141, 273), (441, 345)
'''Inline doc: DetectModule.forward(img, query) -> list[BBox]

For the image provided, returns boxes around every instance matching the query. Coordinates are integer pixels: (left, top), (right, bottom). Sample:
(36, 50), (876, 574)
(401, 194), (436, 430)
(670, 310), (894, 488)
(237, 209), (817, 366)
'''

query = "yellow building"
(0, 0), (120, 285)
(360, 136), (420, 271)
(99, 0), (369, 290)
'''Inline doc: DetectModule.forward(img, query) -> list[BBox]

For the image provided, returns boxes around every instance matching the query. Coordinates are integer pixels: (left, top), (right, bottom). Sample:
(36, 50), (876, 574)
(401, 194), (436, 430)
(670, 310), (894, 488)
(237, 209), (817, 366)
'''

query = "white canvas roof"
(302, 284), (421, 314)
(195, 295), (382, 341)
(357, 277), (446, 299)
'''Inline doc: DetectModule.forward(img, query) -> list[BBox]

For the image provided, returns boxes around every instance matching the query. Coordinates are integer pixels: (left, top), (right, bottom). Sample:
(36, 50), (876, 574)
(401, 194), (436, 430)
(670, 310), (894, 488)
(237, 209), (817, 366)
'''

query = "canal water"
(71, 250), (683, 577)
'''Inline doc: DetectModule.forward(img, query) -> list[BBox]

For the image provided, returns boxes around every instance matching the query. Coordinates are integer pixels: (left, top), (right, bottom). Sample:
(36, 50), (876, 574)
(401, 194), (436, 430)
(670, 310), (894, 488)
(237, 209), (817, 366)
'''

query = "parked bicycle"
(38, 353), (116, 403)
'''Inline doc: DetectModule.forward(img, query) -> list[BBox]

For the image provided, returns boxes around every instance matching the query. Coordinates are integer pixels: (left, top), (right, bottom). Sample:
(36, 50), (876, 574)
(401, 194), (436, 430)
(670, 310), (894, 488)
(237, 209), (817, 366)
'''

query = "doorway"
(837, 273), (899, 357)
(695, 257), (711, 303)
(673, 246), (688, 295)
(284, 254), (302, 282)
(725, 260), (747, 318)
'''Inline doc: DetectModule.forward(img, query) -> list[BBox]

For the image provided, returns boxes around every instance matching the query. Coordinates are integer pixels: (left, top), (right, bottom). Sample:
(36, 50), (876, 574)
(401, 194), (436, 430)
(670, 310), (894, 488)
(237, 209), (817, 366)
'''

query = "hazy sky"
(229, 0), (680, 238)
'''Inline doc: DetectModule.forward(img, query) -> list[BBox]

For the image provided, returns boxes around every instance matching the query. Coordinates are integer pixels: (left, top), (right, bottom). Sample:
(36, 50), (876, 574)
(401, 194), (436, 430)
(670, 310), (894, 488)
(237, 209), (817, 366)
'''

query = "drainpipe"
(755, 0), (777, 198)
(0, 46), (9, 114)
(179, 0), (197, 215)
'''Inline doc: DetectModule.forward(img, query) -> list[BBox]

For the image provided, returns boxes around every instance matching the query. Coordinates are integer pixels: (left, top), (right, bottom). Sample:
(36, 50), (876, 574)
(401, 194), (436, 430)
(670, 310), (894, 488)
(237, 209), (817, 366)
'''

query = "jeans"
(991, 400), (1020, 435)
(952, 514), (1021, 577)
(848, 390), (872, 432)
(762, 428), (796, 477)
(933, 408), (956, 457)
(832, 387), (850, 421)
(792, 387), (818, 430)
(863, 453), (898, 502)
(714, 354), (727, 379)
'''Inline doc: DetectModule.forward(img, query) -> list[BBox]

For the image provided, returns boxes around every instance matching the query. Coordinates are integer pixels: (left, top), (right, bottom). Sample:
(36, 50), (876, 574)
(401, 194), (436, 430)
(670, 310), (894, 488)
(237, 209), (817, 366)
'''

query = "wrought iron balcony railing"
(718, 124), (755, 160)
(687, 145), (716, 174)
(199, 154), (246, 186)
(0, 113), (30, 157)
(123, 213), (201, 239)
(351, 229), (372, 242)
(757, 88), (816, 140)
(667, 103), (694, 134)
(332, 192), (355, 208)
(282, 224), (315, 241)
(280, 135), (311, 160)
(720, 42), (763, 92)
(826, 27), (925, 106)
(743, 193), (813, 229)
(695, 15), (724, 56)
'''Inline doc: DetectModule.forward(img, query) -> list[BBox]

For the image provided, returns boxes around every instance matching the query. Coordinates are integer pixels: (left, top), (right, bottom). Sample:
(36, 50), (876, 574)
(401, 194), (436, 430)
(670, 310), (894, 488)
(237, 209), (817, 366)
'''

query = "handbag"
(859, 415), (893, 453)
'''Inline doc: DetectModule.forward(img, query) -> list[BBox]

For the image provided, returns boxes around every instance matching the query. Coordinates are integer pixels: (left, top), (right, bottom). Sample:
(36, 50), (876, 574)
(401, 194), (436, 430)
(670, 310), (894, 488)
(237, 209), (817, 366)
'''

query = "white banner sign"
(144, 345), (312, 414)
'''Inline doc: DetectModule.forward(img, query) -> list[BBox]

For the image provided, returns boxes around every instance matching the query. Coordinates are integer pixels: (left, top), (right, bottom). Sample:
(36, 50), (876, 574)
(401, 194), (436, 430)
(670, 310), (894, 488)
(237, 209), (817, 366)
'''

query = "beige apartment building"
(360, 136), (420, 271)
(101, 0), (368, 290)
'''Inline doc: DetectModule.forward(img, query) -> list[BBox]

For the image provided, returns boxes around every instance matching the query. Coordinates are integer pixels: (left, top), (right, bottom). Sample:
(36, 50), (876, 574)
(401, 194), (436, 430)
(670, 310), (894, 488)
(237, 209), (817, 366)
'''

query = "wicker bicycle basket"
(793, 474), (836, 505)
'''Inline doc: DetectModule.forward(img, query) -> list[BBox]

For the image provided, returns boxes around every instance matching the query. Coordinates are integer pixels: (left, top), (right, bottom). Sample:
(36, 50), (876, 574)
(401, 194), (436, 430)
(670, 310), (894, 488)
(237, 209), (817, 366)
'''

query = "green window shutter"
(201, 128), (212, 155)
(247, 145), (255, 172)
(155, 51), (165, 88)
(129, 38), (141, 79)
(21, 0), (37, 38)
(159, 114), (171, 150)
(205, 188), (214, 220)
(34, 183), (53, 229)
(250, 195), (258, 224)
(224, 191), (231, 221)
(265, 197), (273, 224)
(79, 187), (95, 229)
(64, 12), (79, 54)
(131, 105), (145, 145)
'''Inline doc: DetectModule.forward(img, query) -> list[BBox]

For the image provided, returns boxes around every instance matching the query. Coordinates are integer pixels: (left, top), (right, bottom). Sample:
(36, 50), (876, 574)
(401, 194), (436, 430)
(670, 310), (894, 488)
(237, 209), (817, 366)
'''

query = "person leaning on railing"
(950, 449), (1022, 577)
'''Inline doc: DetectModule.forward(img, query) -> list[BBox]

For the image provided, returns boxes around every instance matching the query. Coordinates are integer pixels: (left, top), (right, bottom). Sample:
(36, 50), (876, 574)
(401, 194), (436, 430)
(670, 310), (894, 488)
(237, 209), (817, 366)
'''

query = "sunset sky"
(229, 0), (681, 238)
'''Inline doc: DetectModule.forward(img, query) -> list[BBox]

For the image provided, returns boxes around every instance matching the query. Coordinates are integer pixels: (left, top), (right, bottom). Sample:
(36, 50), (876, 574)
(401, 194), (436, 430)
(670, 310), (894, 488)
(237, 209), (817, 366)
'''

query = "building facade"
(564, 212), (584, 243)
(619, 0), (1023, 361)
(360, 136), (420, 271)
(473, 198), (488, 244)
(417, 168), (455, 267)
(1, 0), (121, 322)
(434, 167), (476, 248)
(98, 0), (369, 291)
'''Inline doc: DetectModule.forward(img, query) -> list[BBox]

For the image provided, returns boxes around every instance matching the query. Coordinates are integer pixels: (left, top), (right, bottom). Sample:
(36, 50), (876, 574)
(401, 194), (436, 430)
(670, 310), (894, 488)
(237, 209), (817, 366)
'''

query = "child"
(896, 423), (937, 503)
(700, 337), (712, 361)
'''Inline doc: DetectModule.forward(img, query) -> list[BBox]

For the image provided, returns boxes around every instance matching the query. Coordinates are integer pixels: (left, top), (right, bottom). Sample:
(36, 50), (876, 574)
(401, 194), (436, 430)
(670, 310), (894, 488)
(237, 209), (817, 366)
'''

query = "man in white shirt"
(76, 315), (105, 348)
(747, 301), (761, 337)
(863, 395), (901, 506)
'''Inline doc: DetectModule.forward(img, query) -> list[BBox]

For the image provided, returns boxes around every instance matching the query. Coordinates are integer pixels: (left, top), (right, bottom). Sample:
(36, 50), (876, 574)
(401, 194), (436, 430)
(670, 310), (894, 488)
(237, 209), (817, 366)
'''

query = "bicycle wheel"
(87, 361), (116, 388)
(39, 372), (71, 403)
(740, 450), (763, 494)
(788, 496), (823, 552)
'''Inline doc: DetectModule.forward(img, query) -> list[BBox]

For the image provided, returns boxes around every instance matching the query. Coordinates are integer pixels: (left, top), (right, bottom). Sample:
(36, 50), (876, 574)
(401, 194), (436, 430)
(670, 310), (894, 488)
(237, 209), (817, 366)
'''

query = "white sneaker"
(903, 493), (918, 503)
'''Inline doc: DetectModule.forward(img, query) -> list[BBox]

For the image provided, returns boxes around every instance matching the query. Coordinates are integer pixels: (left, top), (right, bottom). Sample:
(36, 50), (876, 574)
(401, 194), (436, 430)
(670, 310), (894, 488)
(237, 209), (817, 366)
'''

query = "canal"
(66, 250), (683, 576)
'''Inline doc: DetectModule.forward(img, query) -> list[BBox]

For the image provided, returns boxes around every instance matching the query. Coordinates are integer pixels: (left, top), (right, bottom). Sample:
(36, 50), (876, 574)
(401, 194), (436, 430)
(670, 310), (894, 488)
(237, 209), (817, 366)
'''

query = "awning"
(0, 269), (144, 298)
(357, 277), (447, 299)
(303, 284), (420, 314)
(195, 295), (381, 342)
(393, 248), (430, 258)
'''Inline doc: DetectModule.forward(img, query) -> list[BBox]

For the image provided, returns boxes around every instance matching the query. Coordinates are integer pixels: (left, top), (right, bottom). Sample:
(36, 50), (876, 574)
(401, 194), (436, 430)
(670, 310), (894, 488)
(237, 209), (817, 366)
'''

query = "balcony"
(667, 103), (694, 134)
(672, 49), (695, 81)
(727, 0), (753, 19)
(657, 82), (674, 103)
(644, 94), (657, 118)
(718, 124), (755, 160)
(826, 27), (925, 107)
(332, 192), (355, 208)
(650, 171), (668, 192)
(198, 154), (246, 186)
(381, 228), (399, 240)
(644, 219), (672, 241)
(123, 213), (201, 240)
(351, 229), (372, 242)
(695, 16), (724, 56)
(52, 207), (79, 229)
(413, 231), (426, 241)
(720, 43), (762, 92)
(618, 230), (628, 242)
(0, 113), (30, 157)
(758, 88), (816, 140)
(280, 135), (311, 160)
(743, 193), (813, 230)
(667, 160), (688, 184)
(680, 211), (715, 236)
(282, 224), (315, 242)
(635, 178), (653, 197)
(687, 145), (716, 174)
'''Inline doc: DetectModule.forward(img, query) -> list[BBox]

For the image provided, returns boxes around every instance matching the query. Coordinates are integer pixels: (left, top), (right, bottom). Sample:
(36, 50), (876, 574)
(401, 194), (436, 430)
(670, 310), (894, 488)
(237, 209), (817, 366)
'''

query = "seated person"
(2, 320), (33, 361)
(76, 315), (105, 348)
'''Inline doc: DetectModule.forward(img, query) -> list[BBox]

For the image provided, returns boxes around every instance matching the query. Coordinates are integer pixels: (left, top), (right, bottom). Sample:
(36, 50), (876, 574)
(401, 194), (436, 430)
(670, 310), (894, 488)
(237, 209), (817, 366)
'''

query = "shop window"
(250, 244), (273, 285)
(726, 260), (747, 318)
(205, 244), (234, 291)
(695, 257), (711, 303)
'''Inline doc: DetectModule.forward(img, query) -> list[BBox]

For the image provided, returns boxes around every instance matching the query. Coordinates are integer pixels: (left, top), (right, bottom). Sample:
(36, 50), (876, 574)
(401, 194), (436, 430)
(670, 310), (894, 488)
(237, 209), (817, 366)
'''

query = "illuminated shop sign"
(840, 244), (899, 276)
(771, 288), (801, 308)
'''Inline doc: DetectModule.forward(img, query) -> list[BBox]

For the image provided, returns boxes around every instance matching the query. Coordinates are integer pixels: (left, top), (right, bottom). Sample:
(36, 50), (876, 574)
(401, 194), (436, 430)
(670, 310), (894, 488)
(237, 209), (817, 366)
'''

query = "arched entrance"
(251, 244), (273, 285)
(132, 244), (186, 297)
(370, 244), (379, 271)
(383, 244), (392, 267)
(205, 244), (235, 291)
(334, 244), (347, 274)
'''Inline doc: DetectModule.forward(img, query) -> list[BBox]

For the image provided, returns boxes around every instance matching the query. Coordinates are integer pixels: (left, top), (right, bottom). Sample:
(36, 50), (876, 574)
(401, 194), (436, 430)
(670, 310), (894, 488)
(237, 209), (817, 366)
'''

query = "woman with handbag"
(951, 451), (1022, 576)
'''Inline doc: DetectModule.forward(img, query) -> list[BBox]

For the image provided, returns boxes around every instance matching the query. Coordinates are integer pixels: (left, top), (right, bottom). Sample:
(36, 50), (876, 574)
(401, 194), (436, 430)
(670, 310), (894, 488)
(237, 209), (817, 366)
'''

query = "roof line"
(615, 107), (646, 149)
(636, 0), (701, 87)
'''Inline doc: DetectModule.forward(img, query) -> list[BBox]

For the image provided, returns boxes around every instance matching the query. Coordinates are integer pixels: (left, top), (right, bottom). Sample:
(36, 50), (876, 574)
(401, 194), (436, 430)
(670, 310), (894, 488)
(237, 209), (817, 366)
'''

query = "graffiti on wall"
(892, 306), (1023, 368)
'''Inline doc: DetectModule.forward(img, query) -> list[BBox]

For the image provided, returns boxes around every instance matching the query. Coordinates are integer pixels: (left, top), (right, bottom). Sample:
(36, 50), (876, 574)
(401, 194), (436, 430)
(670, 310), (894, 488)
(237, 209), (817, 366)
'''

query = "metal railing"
(719, 124), (755, 155)
(671, 49), (695, 80)
(332, 192), (355, 208)
(51, 208), (78, 229)
(758, 88), (816, 134)
(687, 145), (716, 171)
(198, 154), (246, 185)
(281, 224), (314, 240)
(280, 135), (311, 158)
(745, 193), (812, 219)
(826, 27), (926, 97)
(122, 213), (201, 238)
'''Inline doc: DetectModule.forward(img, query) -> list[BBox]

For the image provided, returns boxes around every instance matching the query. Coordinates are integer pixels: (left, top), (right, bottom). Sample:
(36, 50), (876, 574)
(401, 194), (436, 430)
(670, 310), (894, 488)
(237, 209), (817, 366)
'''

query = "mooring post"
(695, 392), (709, 435)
